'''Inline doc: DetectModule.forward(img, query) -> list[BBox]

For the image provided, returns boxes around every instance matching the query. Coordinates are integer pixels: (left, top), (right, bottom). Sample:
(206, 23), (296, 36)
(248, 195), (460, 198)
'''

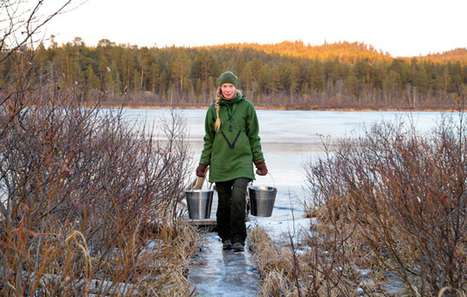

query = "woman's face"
(221, 83), (236, 100)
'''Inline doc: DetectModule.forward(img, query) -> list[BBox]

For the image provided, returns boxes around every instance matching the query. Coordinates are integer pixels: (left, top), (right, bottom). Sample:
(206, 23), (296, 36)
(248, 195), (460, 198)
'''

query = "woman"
(196, 71), (268, 252)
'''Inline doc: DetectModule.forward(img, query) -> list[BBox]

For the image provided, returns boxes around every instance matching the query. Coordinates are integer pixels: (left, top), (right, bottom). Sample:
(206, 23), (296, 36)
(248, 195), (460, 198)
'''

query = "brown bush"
(303, 113), (467, 296)
(0, 87), (197, 295)
(0, 2), (200, 294)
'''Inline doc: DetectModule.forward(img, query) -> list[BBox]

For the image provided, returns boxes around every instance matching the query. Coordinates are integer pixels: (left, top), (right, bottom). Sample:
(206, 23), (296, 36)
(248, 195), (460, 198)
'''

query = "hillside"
(197, 40), (467, 64)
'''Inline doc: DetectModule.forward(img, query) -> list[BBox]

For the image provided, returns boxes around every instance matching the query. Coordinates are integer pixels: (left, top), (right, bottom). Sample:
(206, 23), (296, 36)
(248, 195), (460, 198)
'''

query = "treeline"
(3, 38), (467, 110)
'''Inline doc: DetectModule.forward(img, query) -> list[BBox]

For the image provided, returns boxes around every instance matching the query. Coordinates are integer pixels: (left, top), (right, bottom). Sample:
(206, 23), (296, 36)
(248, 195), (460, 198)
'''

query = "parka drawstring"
(221, 130), (242, 149)
(218, 97), (241, 147)
(225, 102), (237, 132)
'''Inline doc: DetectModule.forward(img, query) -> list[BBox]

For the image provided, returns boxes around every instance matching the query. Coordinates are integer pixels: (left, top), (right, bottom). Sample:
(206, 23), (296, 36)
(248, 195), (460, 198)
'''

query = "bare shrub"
(0, 87), (197, 294)
(303, 113), (467, 296)
(0, 1), (199, 295)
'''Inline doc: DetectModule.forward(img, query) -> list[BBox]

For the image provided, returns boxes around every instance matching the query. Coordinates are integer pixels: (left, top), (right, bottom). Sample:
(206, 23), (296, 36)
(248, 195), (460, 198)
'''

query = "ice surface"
(123, 108), (442, 240)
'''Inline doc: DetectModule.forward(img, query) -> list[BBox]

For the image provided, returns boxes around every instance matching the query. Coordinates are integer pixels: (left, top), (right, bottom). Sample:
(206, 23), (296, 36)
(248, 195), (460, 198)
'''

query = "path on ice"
(188, 232), (261, 296)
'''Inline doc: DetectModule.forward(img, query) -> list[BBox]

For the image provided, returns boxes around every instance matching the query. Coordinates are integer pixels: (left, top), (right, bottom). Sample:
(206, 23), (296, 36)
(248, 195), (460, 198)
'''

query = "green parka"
(199, 95), (264, 182)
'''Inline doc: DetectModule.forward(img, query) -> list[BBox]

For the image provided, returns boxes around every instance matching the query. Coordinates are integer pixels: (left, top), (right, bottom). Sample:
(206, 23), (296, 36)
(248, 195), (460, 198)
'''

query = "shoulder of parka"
(238, 98), (256, 114)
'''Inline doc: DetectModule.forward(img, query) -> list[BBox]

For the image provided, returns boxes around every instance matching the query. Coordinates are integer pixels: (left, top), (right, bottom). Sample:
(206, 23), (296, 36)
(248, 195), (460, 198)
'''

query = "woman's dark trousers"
(215, 178), (250, 245)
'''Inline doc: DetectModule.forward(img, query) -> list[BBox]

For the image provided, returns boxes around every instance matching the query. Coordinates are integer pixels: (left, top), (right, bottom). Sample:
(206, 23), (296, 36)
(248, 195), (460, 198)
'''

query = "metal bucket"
(248, 186), (277, 217)
(185, 189), (214, 219)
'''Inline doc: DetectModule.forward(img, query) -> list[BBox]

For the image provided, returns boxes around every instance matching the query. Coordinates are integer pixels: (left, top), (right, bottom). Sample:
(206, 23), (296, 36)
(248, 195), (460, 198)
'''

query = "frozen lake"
(123, 109), (444, 240)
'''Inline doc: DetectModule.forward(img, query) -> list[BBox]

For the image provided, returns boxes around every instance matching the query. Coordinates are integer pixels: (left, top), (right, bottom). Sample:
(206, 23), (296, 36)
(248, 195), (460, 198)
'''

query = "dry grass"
(250, 112), (466, 297)
(0, 86), (199, 295)
(249, 224), (370, 296)
(301, 112), (467, 296)
(0, 5), (202, 295)
(249, 227), (299, 296)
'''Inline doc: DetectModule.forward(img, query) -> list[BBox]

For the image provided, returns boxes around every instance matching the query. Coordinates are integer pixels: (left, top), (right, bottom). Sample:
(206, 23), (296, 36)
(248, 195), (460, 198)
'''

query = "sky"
(40, 0), (467, 58)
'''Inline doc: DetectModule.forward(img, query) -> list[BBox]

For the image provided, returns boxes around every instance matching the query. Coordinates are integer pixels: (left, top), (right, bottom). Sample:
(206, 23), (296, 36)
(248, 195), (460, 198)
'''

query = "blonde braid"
(214, 88), (222, 132)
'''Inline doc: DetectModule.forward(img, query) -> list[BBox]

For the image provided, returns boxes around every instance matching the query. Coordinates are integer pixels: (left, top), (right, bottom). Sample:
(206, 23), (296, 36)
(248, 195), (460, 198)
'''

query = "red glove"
(254, 160), (268, 176)
(196, 164), (208, 177)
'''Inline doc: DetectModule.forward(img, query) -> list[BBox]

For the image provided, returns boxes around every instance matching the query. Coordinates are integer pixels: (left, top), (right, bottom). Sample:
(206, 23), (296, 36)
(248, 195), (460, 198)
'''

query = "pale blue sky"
(41, 0), (467, 57)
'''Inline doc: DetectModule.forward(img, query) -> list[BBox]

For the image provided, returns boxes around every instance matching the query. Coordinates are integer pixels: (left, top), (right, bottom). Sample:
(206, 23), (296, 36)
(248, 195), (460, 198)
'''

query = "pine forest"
(3, 38), (467, 110)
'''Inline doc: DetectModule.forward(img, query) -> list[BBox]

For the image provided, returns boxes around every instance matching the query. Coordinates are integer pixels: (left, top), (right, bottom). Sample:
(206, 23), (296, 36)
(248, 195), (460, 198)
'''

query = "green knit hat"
(218, 71), (238, 88)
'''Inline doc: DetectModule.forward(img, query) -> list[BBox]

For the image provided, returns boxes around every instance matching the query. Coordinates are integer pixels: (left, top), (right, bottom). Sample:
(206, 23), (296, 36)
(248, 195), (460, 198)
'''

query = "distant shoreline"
(98, 103), (453, 113)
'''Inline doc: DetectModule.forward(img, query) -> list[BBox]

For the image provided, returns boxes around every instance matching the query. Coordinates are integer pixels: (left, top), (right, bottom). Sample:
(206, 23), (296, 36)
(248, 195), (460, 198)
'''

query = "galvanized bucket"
(248, 185), (277, 217)
(185, 189), (214, 219)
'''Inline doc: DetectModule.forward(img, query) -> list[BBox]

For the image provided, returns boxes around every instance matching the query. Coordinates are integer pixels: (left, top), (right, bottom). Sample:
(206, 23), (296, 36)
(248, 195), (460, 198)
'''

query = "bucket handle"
(191, 167), (213, 190)
(191, 177), (213, 190)
(251, 172), (276, 189)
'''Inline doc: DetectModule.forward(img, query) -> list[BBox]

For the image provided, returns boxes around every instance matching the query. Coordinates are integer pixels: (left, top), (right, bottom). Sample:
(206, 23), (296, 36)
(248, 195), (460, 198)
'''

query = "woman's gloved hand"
(254, 160), (268, 176)
(196, 164), (208, 177)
